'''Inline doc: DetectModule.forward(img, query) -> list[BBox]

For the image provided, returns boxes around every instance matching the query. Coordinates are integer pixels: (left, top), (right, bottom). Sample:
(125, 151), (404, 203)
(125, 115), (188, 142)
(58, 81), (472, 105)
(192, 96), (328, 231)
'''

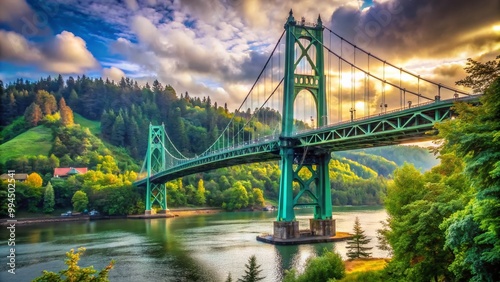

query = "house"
(53, 167), (88, 178)
(0, 173), (28, 182)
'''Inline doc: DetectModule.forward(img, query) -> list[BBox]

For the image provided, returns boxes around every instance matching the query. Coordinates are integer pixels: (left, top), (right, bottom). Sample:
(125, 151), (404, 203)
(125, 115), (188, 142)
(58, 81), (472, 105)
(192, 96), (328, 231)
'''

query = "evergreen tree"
(24, 102), (43, 127)
(225, 273), (233, 282)
(237, 255), (265, 282)
(111, 113), (125, 146)
(346, 217), (372, 260)
(43, 181), (55, 213)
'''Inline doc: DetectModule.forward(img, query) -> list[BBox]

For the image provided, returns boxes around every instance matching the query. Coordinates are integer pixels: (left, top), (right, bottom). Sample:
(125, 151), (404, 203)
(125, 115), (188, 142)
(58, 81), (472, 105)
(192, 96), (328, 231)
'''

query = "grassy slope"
(74, 113), (101, 135)
(0, 125), (53, 163)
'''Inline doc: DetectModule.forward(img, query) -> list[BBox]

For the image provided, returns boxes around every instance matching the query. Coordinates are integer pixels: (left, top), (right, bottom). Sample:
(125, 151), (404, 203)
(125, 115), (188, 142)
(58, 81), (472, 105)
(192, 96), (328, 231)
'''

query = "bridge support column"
(145, 124), (168, 215)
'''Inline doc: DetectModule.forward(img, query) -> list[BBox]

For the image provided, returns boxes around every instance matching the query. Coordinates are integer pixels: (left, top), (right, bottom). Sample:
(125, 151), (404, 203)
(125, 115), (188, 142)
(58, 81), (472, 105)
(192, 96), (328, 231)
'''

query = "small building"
(0, 173), (28, 182)
(53, 167), (88, 178)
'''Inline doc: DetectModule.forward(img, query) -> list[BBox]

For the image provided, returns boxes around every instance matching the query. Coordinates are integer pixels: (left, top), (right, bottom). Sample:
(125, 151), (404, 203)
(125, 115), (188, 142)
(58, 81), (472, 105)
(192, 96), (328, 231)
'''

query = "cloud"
(102, 67), (126, 82)
(0, 0), (33, 25)
(0, 30), (99, 73)
(329, 0), (500, 61)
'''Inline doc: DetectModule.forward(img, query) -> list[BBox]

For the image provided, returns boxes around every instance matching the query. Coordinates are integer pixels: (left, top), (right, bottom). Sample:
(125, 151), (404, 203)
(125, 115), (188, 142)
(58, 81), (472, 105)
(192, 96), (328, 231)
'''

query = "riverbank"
(0, 207), (224, 226)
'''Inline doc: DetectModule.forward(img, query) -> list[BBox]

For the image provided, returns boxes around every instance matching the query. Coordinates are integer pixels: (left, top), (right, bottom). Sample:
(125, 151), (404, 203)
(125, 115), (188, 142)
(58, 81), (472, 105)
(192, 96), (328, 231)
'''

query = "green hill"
(0, 125), (53, 164)
(74, 113), (101, 135)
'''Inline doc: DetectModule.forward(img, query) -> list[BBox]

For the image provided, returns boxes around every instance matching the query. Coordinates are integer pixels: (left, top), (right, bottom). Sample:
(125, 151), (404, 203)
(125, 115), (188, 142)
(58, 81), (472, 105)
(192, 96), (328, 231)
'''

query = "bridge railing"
(293, 95), (480, 135)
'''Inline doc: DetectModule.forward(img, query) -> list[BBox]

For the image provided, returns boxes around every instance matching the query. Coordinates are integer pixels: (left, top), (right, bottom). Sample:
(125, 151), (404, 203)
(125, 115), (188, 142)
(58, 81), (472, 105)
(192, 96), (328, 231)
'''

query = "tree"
(33, 247), (114, 282)
(35, 90), (57, 115)
(456, 55), (500, 93)
(26, 172), (43, 188)
(346, 217), (372, 260)
(237, 255), (265, 282)
(436, 76), (500, 281)
(72, 190), (88, 212)
(24, 102), (43, 127)
(59, 98), (74, 126)
(225, 273), (233, 282)
(43, 182), (55, 213)
(195, 179), (206, 205)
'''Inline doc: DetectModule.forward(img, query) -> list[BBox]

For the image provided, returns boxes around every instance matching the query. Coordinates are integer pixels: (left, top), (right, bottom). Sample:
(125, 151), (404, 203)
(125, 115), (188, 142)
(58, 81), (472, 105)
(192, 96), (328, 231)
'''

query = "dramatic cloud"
(329, 0), (500, 61)
(1, 0), (497, 112)
(0, 30), (99, 73)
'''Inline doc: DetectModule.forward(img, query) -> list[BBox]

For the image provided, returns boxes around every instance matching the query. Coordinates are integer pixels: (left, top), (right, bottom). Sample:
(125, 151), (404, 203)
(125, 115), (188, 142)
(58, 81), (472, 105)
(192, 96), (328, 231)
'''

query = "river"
(0, 206), (388, 282)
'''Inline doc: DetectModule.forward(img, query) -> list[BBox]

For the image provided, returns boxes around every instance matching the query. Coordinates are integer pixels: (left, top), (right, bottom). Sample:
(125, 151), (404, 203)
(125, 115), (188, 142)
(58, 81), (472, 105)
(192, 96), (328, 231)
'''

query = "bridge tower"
(145, 124), (168, 215)
(274, 10), (335, 239)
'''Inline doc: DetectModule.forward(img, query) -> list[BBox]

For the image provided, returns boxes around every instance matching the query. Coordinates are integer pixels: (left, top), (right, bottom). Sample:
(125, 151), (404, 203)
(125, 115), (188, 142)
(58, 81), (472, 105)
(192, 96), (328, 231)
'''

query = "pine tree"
(225, 273), (233, 282)
(346, 217), (372, 260)
(43, 182), (55, 213)
(237, 255), (265, 282)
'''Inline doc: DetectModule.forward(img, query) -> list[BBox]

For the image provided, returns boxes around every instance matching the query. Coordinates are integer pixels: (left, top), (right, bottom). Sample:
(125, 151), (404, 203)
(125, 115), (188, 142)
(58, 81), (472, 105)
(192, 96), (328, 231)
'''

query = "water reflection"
(0, 207), (387, 282)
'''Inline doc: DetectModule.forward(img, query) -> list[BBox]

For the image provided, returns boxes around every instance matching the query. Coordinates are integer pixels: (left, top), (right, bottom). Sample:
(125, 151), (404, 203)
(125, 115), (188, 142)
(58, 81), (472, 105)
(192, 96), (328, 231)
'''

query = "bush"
(284, 249), (345, 282)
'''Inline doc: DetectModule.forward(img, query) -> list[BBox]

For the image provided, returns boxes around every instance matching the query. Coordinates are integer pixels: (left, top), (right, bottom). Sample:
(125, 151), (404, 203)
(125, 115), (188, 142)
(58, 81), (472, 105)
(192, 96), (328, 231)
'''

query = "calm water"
(0, 207), (388, 282)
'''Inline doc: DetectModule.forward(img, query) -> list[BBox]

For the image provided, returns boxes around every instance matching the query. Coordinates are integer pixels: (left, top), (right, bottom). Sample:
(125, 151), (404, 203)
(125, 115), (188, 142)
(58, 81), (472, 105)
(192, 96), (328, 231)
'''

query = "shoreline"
(0, 207), (224, 226)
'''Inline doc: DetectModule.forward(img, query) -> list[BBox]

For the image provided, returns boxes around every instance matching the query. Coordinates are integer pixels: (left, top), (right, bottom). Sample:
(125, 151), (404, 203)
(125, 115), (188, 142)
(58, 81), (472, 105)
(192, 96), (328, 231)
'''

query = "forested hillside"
(0, 76), (438, 215)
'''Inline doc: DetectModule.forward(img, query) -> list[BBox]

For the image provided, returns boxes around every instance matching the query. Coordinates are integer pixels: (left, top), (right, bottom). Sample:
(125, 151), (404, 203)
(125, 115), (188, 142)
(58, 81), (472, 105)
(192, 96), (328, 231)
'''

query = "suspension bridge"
(134, 10), (479, 242)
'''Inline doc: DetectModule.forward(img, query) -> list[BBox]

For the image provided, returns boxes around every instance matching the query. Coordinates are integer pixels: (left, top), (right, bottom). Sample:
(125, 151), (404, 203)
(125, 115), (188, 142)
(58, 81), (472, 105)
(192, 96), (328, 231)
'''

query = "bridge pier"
(310, 219), (336, 236)
(273, 221), (300, 239)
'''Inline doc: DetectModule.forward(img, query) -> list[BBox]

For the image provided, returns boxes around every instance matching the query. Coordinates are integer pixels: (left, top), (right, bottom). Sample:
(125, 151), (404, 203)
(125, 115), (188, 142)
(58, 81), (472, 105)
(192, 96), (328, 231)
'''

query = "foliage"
(72, 190), (88, 212)
(43, 181), (55, 213)
(222, 181), (249, 211)
(382, 157), (470, 282)
(339, 269), (386, 282)
(455, 55), (500, 93)
(236, 255), (265, 282)
(435, 76), (500, 281)
(346, 217), (372, 260)
(33, 247), (114, 282)
(26, 172), (43, 188)
(225, 273), (233, 282)
(283, 249), (345, 282)
(24, 102), (43, 127)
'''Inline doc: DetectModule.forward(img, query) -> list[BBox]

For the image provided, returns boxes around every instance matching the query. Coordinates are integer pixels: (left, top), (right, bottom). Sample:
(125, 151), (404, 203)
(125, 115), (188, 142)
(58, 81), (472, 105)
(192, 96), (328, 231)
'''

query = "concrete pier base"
(157, 209), (169, 214)
(257, 219), (349, 245)
(145, 210), (153, 215)
(310, 219), (336, 236)
(273, 221), (300, 239)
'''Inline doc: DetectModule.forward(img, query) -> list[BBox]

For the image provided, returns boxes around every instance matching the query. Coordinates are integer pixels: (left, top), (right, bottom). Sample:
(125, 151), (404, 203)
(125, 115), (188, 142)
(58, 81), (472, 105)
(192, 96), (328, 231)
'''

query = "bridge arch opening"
(293, 89), (317, 131)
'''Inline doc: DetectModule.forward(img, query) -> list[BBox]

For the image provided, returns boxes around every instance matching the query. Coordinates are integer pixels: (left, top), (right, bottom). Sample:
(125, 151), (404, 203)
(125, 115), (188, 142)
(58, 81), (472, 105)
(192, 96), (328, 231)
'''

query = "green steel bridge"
(134, 11), (480, 236)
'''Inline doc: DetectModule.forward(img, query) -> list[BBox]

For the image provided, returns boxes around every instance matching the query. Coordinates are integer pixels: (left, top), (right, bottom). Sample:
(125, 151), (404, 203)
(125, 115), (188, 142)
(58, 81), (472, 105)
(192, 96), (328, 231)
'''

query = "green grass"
(0, 125), (53, 164)
(74, 113), (101, 135)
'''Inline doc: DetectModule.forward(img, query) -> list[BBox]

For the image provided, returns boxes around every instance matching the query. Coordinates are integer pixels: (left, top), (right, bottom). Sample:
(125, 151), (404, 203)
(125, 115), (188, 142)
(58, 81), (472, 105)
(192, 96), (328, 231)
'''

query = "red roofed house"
(53, 167), (88, 178)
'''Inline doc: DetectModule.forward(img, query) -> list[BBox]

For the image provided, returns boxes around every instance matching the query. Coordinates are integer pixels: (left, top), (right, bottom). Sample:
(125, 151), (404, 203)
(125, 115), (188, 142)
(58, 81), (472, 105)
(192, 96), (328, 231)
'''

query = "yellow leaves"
(26, 172), (43, 188)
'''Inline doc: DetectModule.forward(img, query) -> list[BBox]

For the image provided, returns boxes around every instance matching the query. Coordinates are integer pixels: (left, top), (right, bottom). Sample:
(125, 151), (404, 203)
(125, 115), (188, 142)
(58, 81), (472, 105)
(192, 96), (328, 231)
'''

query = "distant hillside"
(0, 125), (52, 164)
(338, 145), (439, 172)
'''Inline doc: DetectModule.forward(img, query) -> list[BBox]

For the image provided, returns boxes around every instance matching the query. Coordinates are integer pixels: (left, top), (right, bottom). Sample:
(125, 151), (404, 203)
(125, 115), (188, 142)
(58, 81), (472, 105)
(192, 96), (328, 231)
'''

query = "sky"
(0, 0), (499, 111)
